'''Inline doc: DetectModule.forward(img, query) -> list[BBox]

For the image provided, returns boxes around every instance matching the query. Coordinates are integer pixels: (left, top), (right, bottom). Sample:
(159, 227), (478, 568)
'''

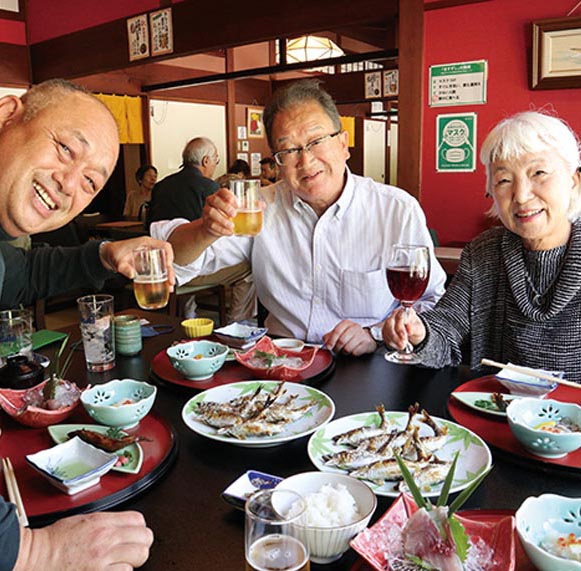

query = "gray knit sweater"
(418, 221), (581, 383)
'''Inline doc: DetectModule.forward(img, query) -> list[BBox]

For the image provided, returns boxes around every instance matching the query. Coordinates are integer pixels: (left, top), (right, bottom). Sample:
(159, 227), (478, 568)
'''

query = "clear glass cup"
(385, 244), (431, 365)
(245, 488), (310, 571)
(230, 179), (263, 237)
(77, 294), (115, 372)
(0, 309), (33, 366)
(132, 246), (170, 310)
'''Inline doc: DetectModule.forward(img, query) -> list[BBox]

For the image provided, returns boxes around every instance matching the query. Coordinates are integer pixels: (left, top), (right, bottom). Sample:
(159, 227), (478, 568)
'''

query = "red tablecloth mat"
(0, 408), (176, 524)
(448, 376), (581, 470)
(150, 343), (335, 390)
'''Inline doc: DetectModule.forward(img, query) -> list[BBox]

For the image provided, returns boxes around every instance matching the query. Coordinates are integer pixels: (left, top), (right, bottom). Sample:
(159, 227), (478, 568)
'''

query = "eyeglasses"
(213, 155), (220, 165)
(273, 131), (342, 166)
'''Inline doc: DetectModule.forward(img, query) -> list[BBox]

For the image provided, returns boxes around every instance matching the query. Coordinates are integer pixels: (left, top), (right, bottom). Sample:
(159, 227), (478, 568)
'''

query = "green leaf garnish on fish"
(394, 452), (429, 510)
(254, 350), (277, 369)
(449, 516), (469, 561)
(396, 449), (492, 566)
(436, 451), (459, 508)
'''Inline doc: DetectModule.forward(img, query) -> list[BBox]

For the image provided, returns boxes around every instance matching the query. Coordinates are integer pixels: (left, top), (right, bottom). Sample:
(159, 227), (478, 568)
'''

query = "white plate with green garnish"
(48, 424), (144, 474)
(451, 392), (520, 418)
(182, 381), (335, 448)
(308, 409), (491, 498)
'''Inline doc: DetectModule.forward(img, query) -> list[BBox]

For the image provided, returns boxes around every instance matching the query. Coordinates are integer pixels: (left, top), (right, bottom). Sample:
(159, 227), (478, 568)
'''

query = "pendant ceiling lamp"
(285, 35), (344, 64)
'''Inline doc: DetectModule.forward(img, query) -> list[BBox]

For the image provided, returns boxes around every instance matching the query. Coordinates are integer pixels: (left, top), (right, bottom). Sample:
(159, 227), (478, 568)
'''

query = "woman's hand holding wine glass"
(384, 244), (430, 364)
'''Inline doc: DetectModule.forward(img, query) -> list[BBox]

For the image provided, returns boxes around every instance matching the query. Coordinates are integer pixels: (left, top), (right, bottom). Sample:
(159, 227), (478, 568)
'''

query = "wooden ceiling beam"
(30, 0), (395, 82)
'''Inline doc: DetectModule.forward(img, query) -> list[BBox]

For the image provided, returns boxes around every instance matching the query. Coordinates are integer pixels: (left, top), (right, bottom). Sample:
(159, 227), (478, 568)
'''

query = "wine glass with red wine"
(385, 244), (430, 364)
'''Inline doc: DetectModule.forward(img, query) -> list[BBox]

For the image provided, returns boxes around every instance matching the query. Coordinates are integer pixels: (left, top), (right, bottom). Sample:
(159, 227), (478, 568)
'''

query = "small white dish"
(273, 338), (305, 352)
(214, 322), (267, 349)
(496, 364), (559, 397)
(26, 436), (117, 495)
(221, 470), (283, 510)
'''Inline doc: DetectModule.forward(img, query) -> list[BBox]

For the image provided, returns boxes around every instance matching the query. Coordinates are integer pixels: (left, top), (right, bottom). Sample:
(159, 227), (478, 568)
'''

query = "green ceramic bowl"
(81, 379), (157, 429)
(166, 340), (228, 381)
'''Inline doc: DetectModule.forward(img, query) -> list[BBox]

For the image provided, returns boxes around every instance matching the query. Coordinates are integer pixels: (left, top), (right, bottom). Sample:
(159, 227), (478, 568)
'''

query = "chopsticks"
(1, 457), (28, 527)
(481, 358), (581, 389)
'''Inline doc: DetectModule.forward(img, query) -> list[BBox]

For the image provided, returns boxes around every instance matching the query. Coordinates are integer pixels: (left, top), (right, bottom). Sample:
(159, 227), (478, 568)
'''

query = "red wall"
(422, 0), (581, 245)
(0, 19), (25, 45)
(25, 0), (185, 43)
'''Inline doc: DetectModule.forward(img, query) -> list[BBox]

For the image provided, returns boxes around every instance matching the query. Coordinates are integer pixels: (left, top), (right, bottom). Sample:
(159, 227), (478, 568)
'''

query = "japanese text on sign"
(430, 60), (487, 107)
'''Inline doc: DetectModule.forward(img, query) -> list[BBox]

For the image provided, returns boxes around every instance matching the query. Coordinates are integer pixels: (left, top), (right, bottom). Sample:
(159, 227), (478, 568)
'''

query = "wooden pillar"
(225, 48), (236, 168)
(397, 0), (424, 200)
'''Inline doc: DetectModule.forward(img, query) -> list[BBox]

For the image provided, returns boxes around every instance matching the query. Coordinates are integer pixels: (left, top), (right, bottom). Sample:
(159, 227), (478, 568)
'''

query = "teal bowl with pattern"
(166, 340), (228, 381)
(81, 379), (157, 429)
(507, 398), (581, 459)
(516, 494), (581, 571)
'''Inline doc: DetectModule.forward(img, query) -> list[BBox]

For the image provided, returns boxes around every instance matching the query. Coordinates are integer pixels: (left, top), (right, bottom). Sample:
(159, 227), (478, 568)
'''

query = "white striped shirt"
(152, 170), (446, 343)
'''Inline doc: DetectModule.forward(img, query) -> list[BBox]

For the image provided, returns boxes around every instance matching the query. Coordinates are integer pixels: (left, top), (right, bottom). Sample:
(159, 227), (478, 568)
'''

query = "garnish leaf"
(436, 451), (459, 508)
(254, 350), (277, 369)
(405, 554), (435, 569)
(449, 515), (469, 562)
(449, 464), (492, 516)
(394, 452), (428, 510)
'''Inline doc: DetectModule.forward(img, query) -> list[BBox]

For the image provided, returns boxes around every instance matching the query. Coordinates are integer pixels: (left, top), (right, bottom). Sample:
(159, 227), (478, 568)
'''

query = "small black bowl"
(0, 355), (45, 390)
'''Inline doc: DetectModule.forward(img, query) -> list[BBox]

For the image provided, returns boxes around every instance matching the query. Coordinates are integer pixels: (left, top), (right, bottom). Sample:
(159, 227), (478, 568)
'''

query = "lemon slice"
(534, 420), (557, 431)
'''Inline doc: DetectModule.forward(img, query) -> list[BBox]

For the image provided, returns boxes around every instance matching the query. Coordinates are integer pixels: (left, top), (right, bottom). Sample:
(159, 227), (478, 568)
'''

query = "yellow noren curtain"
(340, 116), (355, 147)
(95, 94), (144, 144)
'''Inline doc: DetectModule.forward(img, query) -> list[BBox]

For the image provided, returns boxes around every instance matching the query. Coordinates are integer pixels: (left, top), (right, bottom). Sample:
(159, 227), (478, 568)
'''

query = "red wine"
(386, 266), (429, 303)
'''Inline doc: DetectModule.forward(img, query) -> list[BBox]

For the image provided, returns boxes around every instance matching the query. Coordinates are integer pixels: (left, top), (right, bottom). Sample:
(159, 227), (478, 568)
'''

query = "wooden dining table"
(23, 310), (579, 570)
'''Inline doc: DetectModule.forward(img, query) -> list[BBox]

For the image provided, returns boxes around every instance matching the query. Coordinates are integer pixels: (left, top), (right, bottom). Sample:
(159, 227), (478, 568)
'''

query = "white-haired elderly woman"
(382, 111), (581, 382)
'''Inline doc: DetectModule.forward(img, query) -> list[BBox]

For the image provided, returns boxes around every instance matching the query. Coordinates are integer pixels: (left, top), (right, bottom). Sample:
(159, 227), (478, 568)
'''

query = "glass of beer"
(230, 179), (263, 236)
(245, 488), (310, 571)
(132, 246), (170, 310)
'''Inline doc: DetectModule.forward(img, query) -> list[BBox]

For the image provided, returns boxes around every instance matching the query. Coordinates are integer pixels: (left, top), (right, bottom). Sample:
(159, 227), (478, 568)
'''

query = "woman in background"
(124, 164), (158, 219)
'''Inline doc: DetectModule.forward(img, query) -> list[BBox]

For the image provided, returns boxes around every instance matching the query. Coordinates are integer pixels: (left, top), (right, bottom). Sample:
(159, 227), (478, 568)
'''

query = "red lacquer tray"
(0, 407), (177, 526)
(350, 510), (534, 571)
(448, 376), (581, 471)
(150, 341), (335, 390)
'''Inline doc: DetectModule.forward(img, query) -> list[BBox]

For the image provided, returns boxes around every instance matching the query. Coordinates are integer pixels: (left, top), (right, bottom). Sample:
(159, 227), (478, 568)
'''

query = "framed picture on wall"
(247, 108), (264, 138)
(532, 16), (581, 89)
(127, 14), (149, 62)
(364, 71), (382, 99)
(383, 69), (399, 97)
(150, 8), (173, 57)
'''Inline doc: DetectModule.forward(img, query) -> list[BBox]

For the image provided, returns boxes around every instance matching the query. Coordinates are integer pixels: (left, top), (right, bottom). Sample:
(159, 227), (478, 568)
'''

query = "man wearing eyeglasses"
(151, 79), (446, 355)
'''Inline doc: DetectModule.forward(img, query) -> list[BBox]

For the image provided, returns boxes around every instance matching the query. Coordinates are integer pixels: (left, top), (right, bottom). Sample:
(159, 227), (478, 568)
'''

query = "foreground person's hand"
(15, 511), (154, 571)
(100, 236), (175, 287)
(382, 307), (426, 350)
(322, 320), (377, 356)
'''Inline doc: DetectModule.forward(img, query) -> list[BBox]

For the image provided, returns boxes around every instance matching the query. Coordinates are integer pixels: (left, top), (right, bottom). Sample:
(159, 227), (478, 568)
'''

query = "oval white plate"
(452, 391), (520, 418)
(48, 423), (143, 474)
(182, 381), (335, 448)
(308, 410), (492, 498)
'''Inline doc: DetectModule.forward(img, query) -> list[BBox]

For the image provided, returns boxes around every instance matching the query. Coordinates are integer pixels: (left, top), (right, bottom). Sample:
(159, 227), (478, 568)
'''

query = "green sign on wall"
(436, 113), (477, 172)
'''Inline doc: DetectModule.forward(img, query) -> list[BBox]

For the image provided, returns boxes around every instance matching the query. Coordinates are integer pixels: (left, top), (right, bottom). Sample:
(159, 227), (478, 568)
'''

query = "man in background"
(0, 78), (163, 571)
(147, 137), (220, 226)
(259, 156), (278, 186)
(148, 138), (255, 322)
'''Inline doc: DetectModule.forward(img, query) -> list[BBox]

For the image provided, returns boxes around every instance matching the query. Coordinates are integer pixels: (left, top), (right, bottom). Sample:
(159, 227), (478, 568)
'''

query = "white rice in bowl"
(288, 483), (360, 527)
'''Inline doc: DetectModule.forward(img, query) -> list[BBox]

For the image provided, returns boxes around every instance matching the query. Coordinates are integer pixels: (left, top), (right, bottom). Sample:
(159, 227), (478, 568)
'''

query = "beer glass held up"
(132, 246), (170, 310)
(245, 488), (310, 571)
(230, 179), (263, 237)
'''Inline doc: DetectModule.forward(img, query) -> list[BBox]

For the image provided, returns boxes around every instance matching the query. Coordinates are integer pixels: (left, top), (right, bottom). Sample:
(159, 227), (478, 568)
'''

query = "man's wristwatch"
(364, 325), (384, 346)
